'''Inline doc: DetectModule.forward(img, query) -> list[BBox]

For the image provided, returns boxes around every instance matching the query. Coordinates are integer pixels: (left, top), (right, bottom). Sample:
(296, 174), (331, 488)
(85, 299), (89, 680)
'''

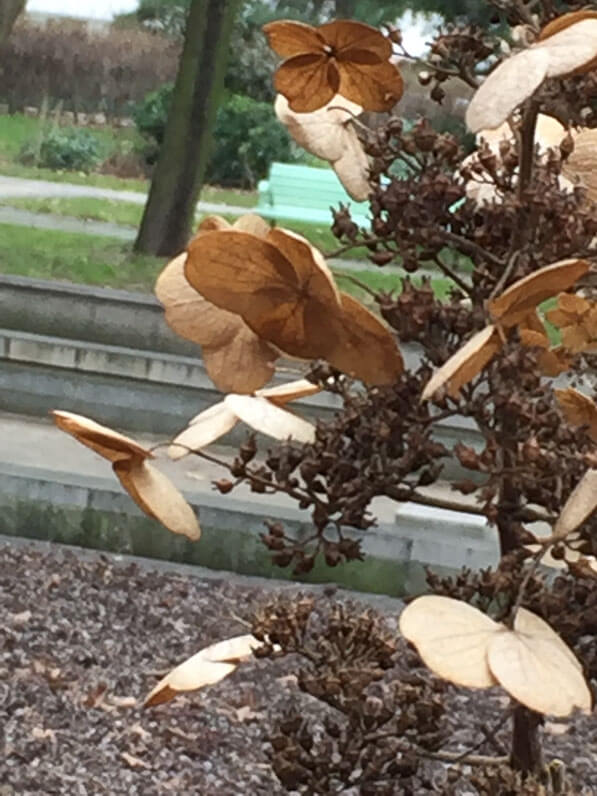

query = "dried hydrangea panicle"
(264, 19), (403, 113)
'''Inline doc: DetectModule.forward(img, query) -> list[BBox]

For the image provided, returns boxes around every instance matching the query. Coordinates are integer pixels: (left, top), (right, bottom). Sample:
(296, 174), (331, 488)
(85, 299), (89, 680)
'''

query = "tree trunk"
(0, 0), (25, 45)
(134, 0), (239, 256)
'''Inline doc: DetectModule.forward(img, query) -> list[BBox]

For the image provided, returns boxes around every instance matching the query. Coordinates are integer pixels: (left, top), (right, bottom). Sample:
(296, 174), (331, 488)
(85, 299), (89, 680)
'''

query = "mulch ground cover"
(0, 541), (595, 795)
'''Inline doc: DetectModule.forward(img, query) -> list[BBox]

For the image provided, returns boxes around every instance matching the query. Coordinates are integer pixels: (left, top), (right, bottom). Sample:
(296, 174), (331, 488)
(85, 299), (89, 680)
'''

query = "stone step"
(0, 411), (499, 597)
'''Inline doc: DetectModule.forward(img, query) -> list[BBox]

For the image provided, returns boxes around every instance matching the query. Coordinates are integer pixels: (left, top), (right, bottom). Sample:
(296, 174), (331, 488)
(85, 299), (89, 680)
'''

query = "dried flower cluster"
(51, 0), (597, 786)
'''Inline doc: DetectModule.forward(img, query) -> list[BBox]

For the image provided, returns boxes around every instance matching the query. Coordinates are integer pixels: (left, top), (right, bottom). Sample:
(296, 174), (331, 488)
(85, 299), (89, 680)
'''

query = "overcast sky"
(24, 1), (437, 53)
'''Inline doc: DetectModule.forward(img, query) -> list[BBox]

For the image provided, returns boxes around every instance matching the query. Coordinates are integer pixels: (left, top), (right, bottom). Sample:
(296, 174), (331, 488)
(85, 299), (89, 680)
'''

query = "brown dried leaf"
(265, 19), (402, 113)
(552, 468), (597, 541)
(185, 228), (342, 360)
(168, 401), (239, 460)
(113, 459), (201, 541)
(144, 634), (262, 707)
(121, 752), (151, 770)
(421, 325), (502, 401)
(487, 608), (592, 717)
(323, 292), (403, 385)
(555, 387), (597, 442)
(52, 410), (152, 464)
(224, 395), (316, 444)
(489, 259), (590, 327)
(155, 247), (278, 394)
(399, 595), (501, 688)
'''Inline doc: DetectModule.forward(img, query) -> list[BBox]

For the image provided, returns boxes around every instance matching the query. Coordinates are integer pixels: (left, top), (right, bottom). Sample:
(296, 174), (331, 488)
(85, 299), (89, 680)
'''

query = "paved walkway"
(0, 174), (433, 277)
(0, 175), (250, 216)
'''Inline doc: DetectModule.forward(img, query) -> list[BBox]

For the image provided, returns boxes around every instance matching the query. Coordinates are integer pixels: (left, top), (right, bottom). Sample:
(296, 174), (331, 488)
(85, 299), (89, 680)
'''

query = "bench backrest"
(267, 162), (370, 215)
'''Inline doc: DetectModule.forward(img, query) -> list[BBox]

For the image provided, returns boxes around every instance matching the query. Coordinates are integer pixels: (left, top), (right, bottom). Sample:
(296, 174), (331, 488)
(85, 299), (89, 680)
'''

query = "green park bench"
(257, 162), (371, 228)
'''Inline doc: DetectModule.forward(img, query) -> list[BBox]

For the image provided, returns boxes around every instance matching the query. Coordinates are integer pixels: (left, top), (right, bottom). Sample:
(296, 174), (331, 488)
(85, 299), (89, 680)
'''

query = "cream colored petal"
(144, 634), (262, 707)
(114, 459), (201, 541)
(399, 595), (502, 689)
(168, 402), (238, 460)
(466, 48), (549, 133)
(487, 608), (592, 717)
(332, 131), (370, 201)
(256, 378), (321, 405)
(553, 468), (597, 541)
(51, 409), (152, 463)
(541, 20), (597, 78)
(224, 394), (316, 443)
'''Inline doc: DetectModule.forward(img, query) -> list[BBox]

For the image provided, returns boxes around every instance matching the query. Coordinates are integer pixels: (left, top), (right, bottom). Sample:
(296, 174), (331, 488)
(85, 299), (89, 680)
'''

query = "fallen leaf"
(487, 608), (592, 717)
(421, 325), (502, 400)
(399, 595), (501, 688)
(224, 395), (316, 444)
(264, 19), (403, 113)
(121, 752), (151, 770)
(31, 727), (56, 742)
(144, 634), (263, 707)
(488, 259), (590, 328)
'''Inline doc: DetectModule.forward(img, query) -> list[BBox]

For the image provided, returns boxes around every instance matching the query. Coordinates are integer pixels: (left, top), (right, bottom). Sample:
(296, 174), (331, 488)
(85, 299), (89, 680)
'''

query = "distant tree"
(0, 0), (25, 45)
(134, 0), (240, 256)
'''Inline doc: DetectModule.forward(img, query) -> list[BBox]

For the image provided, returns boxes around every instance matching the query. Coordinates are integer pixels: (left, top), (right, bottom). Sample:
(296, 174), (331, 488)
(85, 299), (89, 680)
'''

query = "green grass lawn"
(0, 223), (166, 292)
(0, 222), (451, 302)
(0, 196), (372, 260)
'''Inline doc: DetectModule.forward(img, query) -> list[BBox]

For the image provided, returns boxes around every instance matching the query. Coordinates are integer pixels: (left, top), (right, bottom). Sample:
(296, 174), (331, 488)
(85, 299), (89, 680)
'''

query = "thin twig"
(334, 272), (383, 298)
(433, 253), (473, 296)
(439, 229), (506, 269)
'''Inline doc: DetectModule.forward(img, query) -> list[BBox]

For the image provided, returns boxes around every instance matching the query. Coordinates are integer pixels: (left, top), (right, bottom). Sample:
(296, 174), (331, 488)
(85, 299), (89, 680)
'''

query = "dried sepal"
(555, 388), (597, 442)
(421, 325), (502, 401)
(155, 215), (279, 393)
(488, 259), (591, 328)
(185, 228), (341, 360)
(144, 634), (264, 707)
(401, 597), (592, 717)
(323, 292), (404, 385)
(264, 19), (403, 113)
(552, 468), (597, 541)
(546, 292), (597, 354)
(51, 410), (152, 463)
(487, 608), (592, 717)
(113, 459), (201, 541)
(256, 379), (321, 405)
(186, 226), (402, 385)
(399, 595), (501, 688)
(224, 394), (316, 444)
(562, 128), (597, 203)
(168, 401), (239, 460)
(466, 15), (597, 132)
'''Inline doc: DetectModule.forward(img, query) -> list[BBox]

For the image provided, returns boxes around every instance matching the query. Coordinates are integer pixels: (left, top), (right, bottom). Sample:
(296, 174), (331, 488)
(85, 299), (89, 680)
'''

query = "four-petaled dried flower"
(263, 19), (403, 113)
